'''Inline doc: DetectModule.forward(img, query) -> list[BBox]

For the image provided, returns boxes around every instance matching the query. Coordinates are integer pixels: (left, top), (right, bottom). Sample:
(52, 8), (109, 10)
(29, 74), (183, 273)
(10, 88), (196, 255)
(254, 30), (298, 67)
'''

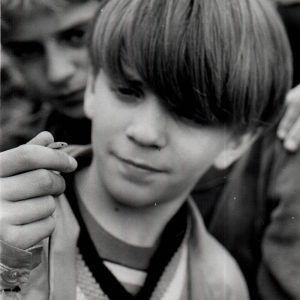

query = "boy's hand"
(0, 132), (77, 250)
(277, 84), (300, 151)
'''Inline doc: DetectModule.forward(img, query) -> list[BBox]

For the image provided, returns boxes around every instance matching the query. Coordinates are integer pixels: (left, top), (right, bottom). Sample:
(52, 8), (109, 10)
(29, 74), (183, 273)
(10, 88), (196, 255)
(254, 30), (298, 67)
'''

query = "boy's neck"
(75, 161), (186, 248)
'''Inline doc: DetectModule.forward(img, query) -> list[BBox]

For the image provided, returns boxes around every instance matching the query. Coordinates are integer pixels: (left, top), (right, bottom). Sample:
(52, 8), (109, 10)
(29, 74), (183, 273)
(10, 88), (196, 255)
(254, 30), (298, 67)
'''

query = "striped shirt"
(64, 152), (188, 300)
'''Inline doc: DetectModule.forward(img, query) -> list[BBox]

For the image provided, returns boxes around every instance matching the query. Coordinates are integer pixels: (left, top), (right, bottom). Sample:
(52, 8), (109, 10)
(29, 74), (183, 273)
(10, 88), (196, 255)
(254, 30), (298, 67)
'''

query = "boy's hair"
(1, 0), (104, 33)
(90, 0), (292, 133)
(1, 0), (92, 14)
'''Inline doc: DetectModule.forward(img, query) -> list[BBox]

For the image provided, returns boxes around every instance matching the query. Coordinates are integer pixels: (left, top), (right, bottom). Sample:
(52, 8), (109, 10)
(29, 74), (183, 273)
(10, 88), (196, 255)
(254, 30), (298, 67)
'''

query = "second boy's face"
(3, 1), (100, 118)
(85, 70), (232, 208)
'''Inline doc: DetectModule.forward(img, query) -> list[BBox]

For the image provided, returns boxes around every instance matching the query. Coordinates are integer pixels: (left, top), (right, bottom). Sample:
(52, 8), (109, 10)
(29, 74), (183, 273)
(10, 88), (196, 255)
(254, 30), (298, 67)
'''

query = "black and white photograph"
(1, 0), (300, 299)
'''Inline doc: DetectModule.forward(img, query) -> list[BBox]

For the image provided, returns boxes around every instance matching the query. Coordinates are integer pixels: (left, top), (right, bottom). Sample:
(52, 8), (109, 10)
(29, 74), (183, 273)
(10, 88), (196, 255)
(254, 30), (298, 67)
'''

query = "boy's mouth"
(115, 155), (166, 173)
(51, 88), (85, 105)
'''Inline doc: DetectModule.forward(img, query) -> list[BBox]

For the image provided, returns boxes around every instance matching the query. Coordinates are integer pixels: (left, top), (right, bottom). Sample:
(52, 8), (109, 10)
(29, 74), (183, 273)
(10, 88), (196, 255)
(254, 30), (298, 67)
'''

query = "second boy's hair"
(1, 0), (106, 33)
(1, 0), (94, 14)
(90, 0), (292, 133)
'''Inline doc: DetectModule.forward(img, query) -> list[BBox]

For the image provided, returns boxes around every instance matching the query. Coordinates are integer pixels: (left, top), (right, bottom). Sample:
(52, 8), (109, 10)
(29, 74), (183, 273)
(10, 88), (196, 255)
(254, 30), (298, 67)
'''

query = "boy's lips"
(51, 88), (85, 104)
(114, 154), (167, 173)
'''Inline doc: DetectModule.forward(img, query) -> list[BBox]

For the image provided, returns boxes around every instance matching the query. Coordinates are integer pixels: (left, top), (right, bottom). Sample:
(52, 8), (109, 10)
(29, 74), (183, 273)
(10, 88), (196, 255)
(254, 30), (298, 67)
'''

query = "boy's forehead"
(6, 1), (99, 42)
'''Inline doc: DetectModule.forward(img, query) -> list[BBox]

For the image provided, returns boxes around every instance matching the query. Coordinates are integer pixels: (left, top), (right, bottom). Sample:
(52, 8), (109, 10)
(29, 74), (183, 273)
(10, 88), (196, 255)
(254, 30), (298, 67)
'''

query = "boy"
(0, 0), (292, 299)
(1, 0), (104, 145)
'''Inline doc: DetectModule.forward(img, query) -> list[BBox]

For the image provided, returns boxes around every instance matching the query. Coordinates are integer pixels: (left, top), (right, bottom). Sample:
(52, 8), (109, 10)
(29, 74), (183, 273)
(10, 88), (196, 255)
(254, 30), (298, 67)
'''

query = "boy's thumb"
(26, 131), (54, 146)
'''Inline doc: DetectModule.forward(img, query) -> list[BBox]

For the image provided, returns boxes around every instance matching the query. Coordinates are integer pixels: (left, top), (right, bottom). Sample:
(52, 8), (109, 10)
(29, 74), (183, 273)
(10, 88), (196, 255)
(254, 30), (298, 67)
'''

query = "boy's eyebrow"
(110, 76), (143, 89)
(120, 77), (145, 90)
(56, 21), (90, 35)
(127, 78), (144, 88)
(3, 40), (41, 48)
(5, 20), (91, 43)
(121, 66), (145, 87)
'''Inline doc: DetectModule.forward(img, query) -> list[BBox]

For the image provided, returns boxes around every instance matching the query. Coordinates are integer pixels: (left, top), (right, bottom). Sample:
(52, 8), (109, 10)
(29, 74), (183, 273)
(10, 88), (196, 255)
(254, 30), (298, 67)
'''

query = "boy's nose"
(45, 43), (75, 85)
(125, 96), (168, 149)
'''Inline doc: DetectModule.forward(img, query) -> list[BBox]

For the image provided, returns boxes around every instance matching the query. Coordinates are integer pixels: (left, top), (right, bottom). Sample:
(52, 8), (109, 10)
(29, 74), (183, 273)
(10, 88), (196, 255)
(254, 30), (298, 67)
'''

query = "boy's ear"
(84, 74), (96, 119)
(213, 131), (260, 169)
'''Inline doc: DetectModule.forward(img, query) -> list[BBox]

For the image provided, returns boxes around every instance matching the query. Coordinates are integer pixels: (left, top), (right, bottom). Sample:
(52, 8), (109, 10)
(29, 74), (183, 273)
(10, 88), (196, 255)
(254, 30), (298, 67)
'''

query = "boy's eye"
(59, 25), (89, 47)
(117, 87), (143, 98)
(111, 83), (144, 103)
(4, 41), (44, 60)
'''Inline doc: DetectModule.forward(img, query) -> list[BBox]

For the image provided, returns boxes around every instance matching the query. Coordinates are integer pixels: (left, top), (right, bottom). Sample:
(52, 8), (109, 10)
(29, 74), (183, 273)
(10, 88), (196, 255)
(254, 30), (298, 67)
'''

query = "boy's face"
(85, 69), (232, 208)
(3, 1), (100, 118)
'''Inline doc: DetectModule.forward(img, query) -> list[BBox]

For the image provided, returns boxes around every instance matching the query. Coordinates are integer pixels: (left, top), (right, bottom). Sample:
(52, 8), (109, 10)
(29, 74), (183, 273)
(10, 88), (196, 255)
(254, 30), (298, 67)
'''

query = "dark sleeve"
(257, 142), (300, 300)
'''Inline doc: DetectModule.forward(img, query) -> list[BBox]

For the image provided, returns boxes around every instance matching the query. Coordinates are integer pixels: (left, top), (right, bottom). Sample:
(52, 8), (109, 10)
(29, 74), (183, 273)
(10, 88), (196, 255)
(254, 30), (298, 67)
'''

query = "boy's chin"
(110, 189), (162, 210)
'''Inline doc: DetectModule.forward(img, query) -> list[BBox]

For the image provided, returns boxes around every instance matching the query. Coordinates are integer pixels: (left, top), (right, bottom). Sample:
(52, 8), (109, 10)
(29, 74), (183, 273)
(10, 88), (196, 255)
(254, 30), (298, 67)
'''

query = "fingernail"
(284, 140), (297, 152)
(48, 142), (68, 149)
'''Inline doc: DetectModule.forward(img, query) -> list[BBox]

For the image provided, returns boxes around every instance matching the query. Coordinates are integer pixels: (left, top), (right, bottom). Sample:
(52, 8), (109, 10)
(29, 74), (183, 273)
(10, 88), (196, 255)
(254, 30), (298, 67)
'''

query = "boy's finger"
(283, 118), (300, 152)
(26, 131), (54, 146)
(277, 85), (300, 140)
(6, 217), (56, 250)
(0, 145), (77, 177)
(286, 84), (300, 104)
(5, 196), (57, 226)
(0, 170), (66, 201)
(277, 107), (299, 140)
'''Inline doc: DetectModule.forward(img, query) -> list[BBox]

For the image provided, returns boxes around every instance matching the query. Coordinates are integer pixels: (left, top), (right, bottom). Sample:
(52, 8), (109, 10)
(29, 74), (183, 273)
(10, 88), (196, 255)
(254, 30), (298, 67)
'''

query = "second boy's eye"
(4, 41), (44, 61)
(59, 25), (89, 48)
